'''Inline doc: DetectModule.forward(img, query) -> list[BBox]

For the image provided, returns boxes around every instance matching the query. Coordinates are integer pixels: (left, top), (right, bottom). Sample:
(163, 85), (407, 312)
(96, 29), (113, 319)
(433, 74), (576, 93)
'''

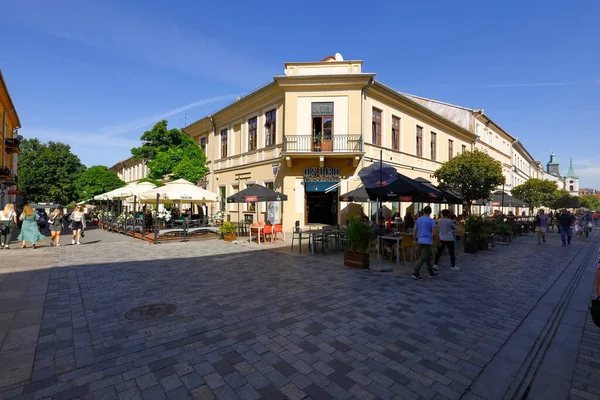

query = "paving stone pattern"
(0, 229), (597, 399)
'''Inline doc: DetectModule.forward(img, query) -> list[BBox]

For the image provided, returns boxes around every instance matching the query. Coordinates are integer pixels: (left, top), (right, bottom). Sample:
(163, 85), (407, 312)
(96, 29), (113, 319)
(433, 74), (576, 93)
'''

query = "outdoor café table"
(381, 233), (413, 264)
(300, 229), (325, 254)
(250, 225), (267, 245)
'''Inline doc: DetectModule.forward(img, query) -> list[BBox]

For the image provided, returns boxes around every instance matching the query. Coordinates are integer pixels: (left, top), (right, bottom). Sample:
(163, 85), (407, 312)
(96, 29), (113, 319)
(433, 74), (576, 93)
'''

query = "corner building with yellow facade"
(184, 55), (484, 230)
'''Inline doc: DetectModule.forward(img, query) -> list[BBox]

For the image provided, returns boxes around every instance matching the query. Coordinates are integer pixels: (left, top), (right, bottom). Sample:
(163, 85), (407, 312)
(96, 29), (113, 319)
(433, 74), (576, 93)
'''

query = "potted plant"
(344, 216), (375, 268)
(313, 132), (323, 151)
(463, 215), (483, 253)
(219, 221), (238, 242)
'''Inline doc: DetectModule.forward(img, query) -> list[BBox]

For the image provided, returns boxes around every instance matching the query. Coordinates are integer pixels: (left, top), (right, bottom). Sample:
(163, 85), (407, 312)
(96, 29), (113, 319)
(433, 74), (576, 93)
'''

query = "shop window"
(219, 186), (226, 211)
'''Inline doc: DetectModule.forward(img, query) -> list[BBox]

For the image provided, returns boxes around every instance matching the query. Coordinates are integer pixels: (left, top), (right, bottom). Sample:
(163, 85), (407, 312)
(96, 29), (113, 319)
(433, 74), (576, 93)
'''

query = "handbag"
(0, 222), (7, 233)
(590, 297), (600, 328)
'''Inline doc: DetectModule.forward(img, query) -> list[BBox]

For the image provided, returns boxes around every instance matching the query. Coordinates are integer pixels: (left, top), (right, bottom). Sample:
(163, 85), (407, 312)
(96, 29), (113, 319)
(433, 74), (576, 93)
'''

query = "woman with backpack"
(0, 203), (18, 249)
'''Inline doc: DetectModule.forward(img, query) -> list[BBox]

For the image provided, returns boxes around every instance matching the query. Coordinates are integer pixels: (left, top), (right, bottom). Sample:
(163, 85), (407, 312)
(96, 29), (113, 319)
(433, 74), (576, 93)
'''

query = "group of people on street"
(412, 206), (459, 280)
(0, 203), (87, 249)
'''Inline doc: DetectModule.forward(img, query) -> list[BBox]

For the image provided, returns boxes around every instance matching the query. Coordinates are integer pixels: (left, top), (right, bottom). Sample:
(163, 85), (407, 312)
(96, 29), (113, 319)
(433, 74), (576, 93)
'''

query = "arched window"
(569, 185), (574, 191)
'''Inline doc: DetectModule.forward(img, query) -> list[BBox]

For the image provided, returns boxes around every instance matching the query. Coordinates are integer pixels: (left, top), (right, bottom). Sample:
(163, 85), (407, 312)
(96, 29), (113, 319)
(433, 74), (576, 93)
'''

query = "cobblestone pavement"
(0, 228), (598, 400)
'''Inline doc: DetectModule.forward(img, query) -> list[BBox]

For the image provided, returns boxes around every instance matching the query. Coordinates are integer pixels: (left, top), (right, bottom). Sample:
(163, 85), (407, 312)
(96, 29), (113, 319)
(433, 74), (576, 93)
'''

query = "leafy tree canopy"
(547, 189), (579, 210)
(18, 138), (86, 205)
(75, 165), (125, 201)
(578, 194), (600, 211)
(511, 179), (558, 213)
(131, 120), (208, 183)
(433, 149), (505, 214)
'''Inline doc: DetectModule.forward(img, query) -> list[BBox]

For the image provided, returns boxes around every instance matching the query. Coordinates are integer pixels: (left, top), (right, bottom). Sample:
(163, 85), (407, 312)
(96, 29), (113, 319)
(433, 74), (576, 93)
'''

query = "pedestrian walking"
(17, 204), (46, 249)
(558, 209), (575, 246)
(593, 211), (600, 229)
(534, 209), (549, 245)
(48, 208), (63, 246)
(69, 206), (86, 245)
(595, 248), (600, 298)
(0, 203), (18, 249)
(412, 206), (438, 280)
(433, 209), (459, 271)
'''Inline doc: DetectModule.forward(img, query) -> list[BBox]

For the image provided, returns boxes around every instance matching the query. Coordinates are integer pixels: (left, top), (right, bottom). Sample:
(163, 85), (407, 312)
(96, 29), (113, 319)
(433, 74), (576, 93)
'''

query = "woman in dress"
(48, 208), (63, 246)
(0, 203), (18, 249)
(69, 206), (86, 245)
(17, 204), (46, 249)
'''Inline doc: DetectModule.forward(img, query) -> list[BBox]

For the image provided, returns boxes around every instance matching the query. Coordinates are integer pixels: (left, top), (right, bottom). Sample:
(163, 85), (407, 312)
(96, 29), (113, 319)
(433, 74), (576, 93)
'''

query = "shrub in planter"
(219, 221), (238, 242)
(344, 216), (375, 268)
(463, 233), (479, 253)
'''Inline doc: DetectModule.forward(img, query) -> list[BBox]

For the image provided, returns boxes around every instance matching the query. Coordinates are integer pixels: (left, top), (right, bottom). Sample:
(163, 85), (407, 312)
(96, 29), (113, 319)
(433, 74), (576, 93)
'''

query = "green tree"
(18, 138), (86, 205)
(75, 165), (125, 201)
(547, 189), (579, 210)
(511, 179), (558, 214)
(578, 194), (600, 211)
(433, 149), (505, 215)
(131, 120), (208, 183)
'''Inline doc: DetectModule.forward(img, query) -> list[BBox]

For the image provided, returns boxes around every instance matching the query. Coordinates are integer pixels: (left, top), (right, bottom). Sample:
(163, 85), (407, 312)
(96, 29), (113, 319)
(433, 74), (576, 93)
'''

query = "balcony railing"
(4, 138), (21, 154)
(283, 134), (362, 153)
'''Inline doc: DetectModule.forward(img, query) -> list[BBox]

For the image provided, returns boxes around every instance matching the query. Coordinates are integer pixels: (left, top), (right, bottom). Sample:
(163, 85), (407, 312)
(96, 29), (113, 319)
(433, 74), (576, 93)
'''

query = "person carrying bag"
(590, 248), (600, 328)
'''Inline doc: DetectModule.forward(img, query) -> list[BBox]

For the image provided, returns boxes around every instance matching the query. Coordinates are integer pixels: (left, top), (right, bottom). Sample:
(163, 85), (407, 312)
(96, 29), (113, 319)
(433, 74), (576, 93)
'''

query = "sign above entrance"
(304, 167), (340, 179)
(311, 102), (334, 116)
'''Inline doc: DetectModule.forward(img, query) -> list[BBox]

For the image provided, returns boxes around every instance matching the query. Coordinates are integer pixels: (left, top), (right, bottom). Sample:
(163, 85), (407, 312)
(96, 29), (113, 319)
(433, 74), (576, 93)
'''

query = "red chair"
(263, 224), (274, 243)
(273, 224), (284, 242)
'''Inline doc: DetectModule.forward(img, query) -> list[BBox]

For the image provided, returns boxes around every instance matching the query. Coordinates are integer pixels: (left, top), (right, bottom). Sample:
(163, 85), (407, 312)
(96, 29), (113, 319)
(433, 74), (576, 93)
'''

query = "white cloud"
(4, 1), (274, 88)
(475, 81), (580, 89)
(20, 93), (238, 167)
(573, 158), (600, 189)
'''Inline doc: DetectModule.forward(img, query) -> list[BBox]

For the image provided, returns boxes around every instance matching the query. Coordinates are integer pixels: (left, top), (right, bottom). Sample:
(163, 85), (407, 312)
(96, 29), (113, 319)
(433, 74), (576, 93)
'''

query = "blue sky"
(3, 0), (599, 187)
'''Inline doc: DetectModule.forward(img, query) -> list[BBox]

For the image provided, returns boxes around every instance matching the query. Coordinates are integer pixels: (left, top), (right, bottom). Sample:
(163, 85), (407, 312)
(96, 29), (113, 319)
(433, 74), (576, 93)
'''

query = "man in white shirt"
(433, 209), (459, 271)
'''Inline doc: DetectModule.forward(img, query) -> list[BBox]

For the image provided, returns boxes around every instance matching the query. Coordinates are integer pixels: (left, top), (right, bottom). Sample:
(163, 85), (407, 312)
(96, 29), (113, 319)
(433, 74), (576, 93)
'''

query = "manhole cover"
(125, 304), (177, 321)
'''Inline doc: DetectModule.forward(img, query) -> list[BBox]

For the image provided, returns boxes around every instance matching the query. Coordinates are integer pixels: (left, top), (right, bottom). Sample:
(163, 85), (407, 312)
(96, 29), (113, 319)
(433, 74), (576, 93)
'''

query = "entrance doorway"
(305, 180), (338, 225)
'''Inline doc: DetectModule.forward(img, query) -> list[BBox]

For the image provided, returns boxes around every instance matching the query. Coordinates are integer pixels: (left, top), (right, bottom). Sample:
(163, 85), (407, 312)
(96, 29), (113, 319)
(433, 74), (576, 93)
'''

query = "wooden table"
(380, 232), (413, 264)
(250, 225), (265, 245)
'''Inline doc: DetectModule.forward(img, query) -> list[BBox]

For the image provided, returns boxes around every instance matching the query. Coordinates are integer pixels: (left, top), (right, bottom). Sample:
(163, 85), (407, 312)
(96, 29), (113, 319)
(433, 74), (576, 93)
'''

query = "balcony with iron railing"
(4, 138), (21, 154)
(282, 134), (362, 153)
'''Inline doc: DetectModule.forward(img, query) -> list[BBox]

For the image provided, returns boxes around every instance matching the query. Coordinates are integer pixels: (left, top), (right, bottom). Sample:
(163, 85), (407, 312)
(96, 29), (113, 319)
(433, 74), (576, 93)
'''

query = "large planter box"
(223, 233), (237, 242)
(321, 140), (333, 152)
(463, 234), (479, 253)
(344, 251), (370, 269)
(477, 237), (489, 251)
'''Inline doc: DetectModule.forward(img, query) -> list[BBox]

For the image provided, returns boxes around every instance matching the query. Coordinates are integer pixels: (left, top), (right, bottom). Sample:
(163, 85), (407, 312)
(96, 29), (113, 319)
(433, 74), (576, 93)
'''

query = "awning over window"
(305, 180), (338, 193)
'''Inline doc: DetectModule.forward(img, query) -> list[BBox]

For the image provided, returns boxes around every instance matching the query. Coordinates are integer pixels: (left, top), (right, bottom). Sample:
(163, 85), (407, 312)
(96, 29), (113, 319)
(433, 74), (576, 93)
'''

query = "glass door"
(312, 116), (334, 152)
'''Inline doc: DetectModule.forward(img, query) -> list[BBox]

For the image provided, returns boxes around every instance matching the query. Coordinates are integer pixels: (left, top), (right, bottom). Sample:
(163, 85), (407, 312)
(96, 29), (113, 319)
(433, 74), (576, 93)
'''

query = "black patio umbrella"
(227, 184), (288, 226)
(227, 184), (287, 203)
(413, 177), (462, 204)
(338, 185), (370, 202)
(474, 191), (527, 208)
(361, 172), (435, 202)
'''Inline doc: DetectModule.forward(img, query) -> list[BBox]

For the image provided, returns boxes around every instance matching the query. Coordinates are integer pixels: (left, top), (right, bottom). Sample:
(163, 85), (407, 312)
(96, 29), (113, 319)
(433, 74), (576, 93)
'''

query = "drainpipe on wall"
(209, 116), (216, 216)
(360, 77), (374, 169)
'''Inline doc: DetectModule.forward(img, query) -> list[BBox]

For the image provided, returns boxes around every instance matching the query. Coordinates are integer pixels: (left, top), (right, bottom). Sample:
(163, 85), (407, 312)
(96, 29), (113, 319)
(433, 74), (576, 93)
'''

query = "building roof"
(567, 158), (578, 178)
(0, 69), (22, 128)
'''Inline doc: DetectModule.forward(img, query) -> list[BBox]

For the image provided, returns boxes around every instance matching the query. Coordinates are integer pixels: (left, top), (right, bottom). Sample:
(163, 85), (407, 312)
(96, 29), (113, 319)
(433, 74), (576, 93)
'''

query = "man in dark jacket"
(558, 209), (575, 246)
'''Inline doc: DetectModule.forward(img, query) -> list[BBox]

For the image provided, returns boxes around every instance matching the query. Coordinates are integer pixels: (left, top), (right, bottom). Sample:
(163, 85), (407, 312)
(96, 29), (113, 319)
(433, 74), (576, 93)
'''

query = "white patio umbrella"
(133, 179), (218, 204)
(110, 182), (156, 200)
(93, 186), (123, 201)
